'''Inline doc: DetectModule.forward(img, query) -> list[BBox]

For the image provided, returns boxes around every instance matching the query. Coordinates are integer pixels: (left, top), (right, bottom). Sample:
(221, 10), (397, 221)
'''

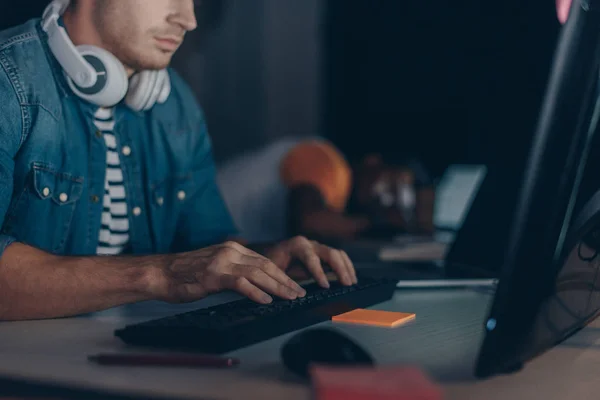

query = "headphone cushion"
(142, 70), (162, 111)
(126, 69), (171, 111)
(126, 70), (152, 111)
(67, 45), (128, 107)
(157, 70), (171, 104)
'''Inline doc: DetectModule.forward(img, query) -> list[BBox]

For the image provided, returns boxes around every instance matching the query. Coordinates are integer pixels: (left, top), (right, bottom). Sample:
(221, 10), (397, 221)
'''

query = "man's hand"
(149, 241), (307, 305)
(264, 236), (357, 288)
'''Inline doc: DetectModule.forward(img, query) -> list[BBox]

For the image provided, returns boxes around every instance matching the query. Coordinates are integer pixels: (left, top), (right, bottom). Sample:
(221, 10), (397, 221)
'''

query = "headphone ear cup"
(157, 70), (171, 105)
(66, 45), (128, 107)
(126, 70), (172, 111)
(126, 70), (154, 112)
(142, 70), (163, 111)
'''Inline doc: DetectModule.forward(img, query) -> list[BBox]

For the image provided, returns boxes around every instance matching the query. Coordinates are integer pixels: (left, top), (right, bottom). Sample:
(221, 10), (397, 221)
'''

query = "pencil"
(88, 353), (240, 368)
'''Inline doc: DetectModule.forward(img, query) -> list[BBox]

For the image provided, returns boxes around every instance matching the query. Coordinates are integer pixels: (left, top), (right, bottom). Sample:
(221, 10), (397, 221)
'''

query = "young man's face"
(93, 0), (198, 71)
(556, 0), (573, 24)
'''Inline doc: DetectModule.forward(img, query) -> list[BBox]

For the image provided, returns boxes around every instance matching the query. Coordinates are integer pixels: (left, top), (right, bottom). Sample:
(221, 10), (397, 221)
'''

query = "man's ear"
(556, 0), (572, 24)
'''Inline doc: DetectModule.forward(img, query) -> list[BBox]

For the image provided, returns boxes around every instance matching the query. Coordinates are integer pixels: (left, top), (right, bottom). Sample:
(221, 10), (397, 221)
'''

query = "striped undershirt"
(94, 107), (130, 255)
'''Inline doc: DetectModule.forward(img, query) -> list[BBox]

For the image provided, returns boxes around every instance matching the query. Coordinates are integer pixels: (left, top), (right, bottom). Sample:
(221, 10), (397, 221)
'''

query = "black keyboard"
(115, 275), (396, 354)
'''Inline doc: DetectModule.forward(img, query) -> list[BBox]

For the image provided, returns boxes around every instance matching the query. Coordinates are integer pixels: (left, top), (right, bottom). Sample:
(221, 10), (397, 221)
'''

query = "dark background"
(1, 0), (562, 179)
(323, 0), (560, 178)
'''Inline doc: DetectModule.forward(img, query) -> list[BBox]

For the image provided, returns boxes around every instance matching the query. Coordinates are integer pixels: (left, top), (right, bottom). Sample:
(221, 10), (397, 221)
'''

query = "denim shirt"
(0, 19), (238, 257)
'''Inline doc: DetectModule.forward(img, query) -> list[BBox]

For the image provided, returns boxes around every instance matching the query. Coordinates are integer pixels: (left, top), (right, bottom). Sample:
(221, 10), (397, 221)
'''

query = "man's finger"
(257, 259), (307, 297)
(340, 250), (358, 284)
(315, 244), (353, 286)
(233, 264), (299, 300)
(238, 255), (306, 296)
(219, 242), (306, 295)
(296, 246), (329, 288)
(219, 274), (273, 304)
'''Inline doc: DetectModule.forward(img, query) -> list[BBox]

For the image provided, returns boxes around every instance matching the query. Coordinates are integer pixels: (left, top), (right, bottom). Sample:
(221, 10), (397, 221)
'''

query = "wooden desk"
(1, 288), (599, 399)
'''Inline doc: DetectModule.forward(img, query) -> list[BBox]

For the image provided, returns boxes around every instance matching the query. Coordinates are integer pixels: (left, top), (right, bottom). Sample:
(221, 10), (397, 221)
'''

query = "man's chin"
(127, 56), (173, 72)
(136, 62), (171, 71)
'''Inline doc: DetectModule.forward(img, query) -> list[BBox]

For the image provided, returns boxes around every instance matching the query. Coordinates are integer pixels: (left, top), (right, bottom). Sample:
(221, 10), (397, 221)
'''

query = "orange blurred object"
(311, 365), (443, 400)
(280, 140), (353, 212)
(332, 309), (416, 328)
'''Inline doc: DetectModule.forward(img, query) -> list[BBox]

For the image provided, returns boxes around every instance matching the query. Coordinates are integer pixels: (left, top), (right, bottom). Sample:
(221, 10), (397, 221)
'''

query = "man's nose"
(170, 0), (198, 32)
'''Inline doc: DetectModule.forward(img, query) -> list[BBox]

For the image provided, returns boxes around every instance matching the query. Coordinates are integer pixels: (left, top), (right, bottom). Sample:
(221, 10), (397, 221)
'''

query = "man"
(0, 0), (356, 321)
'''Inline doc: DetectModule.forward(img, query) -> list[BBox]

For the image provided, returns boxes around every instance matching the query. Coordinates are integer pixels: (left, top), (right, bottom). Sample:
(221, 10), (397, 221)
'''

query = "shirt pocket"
(3, 162), (84, 254)
(32, 164), (84, 206)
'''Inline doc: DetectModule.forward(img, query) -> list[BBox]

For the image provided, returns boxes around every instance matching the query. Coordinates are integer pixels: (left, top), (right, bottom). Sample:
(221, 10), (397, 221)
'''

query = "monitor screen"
(433, 164), (487, 232)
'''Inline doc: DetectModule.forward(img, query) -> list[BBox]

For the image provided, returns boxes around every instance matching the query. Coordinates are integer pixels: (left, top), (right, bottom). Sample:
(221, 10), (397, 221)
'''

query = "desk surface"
(1, 287), (600, 400)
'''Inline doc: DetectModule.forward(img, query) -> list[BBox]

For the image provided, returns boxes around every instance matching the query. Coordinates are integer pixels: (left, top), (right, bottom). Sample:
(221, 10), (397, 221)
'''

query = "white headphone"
(41, 0), (171, 111)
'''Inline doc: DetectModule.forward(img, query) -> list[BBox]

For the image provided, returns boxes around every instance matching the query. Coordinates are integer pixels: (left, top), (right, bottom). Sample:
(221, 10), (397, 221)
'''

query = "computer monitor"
(475, 0), (600, 378)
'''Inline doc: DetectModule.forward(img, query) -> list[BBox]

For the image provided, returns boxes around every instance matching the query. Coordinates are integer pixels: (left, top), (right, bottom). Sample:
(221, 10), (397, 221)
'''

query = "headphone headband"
(42, 0), (97, 88)
(42, 0), (70, 22)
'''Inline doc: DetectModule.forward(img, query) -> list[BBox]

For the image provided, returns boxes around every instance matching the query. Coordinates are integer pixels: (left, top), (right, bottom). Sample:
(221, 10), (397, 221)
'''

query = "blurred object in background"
(281, 140), (436, 243)
(433, 165), (487, 232)
(281, 140), (353, 213)
(349, 153), (436, 238)
(281, 140), (369, 242)
(217, 138), (435, 244)
(217, 137), (308, 243)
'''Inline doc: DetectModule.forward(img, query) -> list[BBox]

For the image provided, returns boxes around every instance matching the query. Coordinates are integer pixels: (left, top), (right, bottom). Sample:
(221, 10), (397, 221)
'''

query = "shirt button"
(157, 197), (164, 206)
(95, 130), (102, 139)
(90, 195), (100, 204)
(122, 146), (132, 157)
(59, 193), (69, 203)
(42, 187), (51, 197)
(177, 190), (186, 201)
(133, 207), (142, 216)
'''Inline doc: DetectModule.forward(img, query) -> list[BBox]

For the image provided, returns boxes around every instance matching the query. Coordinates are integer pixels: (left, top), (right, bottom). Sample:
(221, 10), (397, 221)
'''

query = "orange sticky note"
(332, 309), (415, 328)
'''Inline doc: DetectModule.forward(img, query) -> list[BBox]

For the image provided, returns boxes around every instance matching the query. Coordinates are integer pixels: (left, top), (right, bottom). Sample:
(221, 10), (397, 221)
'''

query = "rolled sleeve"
(0, 235), (16, 258)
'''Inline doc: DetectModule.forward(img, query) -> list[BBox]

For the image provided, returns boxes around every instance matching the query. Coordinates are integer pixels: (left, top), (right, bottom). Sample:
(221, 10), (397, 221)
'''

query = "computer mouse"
(281, 327), (374, 378)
